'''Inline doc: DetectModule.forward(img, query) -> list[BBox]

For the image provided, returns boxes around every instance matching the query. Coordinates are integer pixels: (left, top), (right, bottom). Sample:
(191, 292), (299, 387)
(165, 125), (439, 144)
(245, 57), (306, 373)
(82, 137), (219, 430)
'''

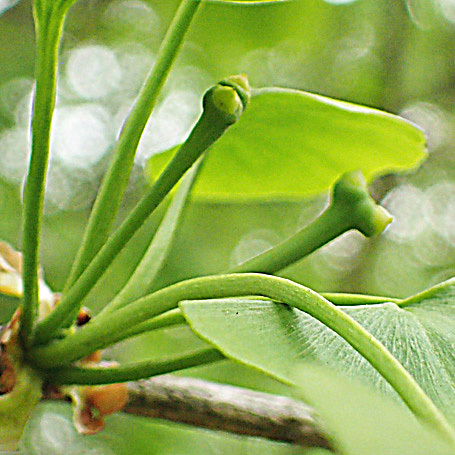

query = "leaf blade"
(147, 88), (426, 200)
(181, 279), (455, 420)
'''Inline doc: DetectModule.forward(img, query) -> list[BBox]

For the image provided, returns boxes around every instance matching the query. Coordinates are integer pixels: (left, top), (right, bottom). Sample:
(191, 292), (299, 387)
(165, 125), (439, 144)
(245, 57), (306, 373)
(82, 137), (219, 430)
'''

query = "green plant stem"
(64, 0), (201, 293)
(47, 348), (223, 385)
(228, 170), (392, 274)
(20, 7), (65, 346)
(33, 77), (250, 345)
(118, 308), (185, 340)
(228, 204), (352, 274)
(321, 292), (401, 305)
(29, 273), (455, 445)
(399, 277), (455, 307)
(99, 161), (203, 317)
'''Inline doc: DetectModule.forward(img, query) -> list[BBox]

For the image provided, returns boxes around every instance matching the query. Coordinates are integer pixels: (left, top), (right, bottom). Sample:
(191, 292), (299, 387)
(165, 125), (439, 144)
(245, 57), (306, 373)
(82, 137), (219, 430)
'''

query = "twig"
(124, 375), (332, 450)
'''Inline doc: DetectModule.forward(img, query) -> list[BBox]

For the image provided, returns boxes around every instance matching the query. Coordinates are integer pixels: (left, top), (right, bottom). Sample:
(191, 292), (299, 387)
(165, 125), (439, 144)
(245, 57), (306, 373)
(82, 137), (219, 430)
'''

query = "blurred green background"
(2, 0), (455, 452)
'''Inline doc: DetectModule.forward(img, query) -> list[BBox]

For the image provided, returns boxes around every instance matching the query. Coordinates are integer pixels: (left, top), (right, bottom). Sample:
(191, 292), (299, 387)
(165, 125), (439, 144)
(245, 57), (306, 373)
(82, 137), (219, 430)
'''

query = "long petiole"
(20, 6), (66, 346)
(228, 170), (392, 274)
(97, 171), (397, 316)
(98, 160), (204, 317)
(399, 277), (455, 307)
(116, 308), (185, 340)
(64, 0), (201, 292)
(46, 348), (223, 385)
(33, 75), (250, 345)
(321, 292), (401, 305)
(29, 273), (455, 445)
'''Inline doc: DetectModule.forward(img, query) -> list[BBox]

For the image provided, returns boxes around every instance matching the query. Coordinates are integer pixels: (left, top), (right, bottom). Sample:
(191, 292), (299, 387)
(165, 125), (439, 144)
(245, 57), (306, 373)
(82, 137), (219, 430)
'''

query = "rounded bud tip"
(211, 85), (244, 122)
(331, 170), (393, 237)
(219, 74), (251, 109)
(203, 74), (250, 125)
(332, 170), (368, 205)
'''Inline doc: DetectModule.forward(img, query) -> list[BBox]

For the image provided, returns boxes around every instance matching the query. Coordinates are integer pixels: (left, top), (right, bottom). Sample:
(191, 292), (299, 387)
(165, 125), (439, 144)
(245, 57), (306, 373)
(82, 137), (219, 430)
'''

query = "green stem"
(29, 273), (455, 445)
(399, 278), (455, 307)
(33, 76), (250, 345)
(228, 170), (392, 274)
(228, 205), (347, 274)
(321, 292), (401, 306)
(46, 348), (223, 385)
(64, 0), (201, 292)
(20, 7), (65, 346)
(99, 160), (203, 317)
(118, 308), (185, 340)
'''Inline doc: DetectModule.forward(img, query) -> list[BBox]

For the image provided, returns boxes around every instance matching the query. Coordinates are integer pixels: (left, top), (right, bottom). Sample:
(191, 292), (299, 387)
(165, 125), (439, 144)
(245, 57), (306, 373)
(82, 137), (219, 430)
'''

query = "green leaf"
(147, 88), (426, 200)
(294, 363), (454, 455)
(21, 401), (307, 455)
(180, 278), (455, 420)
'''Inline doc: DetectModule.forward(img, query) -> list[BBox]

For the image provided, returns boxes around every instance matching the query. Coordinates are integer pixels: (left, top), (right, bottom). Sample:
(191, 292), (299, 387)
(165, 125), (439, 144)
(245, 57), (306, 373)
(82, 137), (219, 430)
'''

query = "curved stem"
(64, 0), (201, 292)
(399, 277), (455, 307)
(321, 292), (401, 306)
(46, 348), (223, 385)
(228, 171), (392, 274)
(33, 76), (250, 345)
(118, 308), (185, 340)
(29, 273), (455, 444)
(99, 161), (203, 317)
(20, 7), (65, 346)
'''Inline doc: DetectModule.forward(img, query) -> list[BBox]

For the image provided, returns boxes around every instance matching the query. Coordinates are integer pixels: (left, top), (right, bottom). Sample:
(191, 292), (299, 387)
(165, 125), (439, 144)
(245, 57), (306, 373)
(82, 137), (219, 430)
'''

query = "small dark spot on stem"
(77, 308), (91, 326)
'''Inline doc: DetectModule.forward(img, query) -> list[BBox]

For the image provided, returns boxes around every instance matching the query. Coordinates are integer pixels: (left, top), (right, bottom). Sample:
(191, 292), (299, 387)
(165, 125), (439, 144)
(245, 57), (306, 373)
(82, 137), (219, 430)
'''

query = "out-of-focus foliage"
(21, 401), (306, 455)
(21, 363), (455, 455)
(294, 363), (454, 455)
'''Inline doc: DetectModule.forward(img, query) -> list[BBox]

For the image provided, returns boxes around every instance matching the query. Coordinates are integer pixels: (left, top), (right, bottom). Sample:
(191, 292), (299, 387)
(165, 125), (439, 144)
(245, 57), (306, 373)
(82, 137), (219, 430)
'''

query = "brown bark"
(124, 375), (332, 450)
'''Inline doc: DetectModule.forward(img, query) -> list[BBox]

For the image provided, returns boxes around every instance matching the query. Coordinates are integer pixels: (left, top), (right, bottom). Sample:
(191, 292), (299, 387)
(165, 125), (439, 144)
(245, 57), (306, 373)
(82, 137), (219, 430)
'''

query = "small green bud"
(203, 74), (250, 125)
(205, 85), (243, 124)
(331, 170), (393, 237)
(218, 74), (251, 109)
